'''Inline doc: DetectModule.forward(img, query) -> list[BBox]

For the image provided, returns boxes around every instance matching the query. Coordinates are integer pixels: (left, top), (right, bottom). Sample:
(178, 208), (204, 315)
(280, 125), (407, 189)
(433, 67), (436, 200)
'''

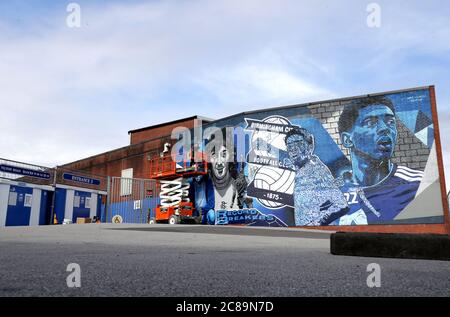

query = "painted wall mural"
(194, 87), (445, 227)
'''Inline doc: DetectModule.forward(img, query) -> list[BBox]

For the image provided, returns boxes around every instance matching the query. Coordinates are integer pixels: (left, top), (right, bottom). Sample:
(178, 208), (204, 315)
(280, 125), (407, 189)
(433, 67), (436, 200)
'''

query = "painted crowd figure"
(284, 127), (349, 226)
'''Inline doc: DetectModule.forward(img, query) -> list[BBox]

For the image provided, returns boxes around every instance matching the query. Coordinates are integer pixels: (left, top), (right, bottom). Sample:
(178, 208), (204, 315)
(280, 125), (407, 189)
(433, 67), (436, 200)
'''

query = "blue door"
(54, 188), (67, 224)
(6, 186), (33, 226)
(72, 191), (91, 222)
(39, 190), (53, 225)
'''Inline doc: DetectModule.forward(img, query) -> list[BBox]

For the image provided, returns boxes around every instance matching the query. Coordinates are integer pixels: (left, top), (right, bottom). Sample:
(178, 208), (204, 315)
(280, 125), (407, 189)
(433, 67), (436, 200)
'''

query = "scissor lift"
(148, 152), (207, 224)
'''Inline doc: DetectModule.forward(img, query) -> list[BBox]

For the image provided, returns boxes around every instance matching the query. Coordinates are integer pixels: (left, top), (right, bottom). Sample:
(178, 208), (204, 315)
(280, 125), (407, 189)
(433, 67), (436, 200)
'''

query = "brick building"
(2, 86), (446, 232)
(62, 97), (431, 180)
(61, 115), (213, 180)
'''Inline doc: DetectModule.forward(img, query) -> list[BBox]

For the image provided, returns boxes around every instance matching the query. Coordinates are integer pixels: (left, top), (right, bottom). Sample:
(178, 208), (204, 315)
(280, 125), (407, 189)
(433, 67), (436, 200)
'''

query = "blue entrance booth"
(0, 179), (54, 227)
(53, 185), (106, 224)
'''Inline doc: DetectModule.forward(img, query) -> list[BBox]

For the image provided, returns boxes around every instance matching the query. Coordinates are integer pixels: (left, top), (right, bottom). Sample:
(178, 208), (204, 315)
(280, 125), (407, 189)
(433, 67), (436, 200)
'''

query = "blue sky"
(0, 0), (449, 186)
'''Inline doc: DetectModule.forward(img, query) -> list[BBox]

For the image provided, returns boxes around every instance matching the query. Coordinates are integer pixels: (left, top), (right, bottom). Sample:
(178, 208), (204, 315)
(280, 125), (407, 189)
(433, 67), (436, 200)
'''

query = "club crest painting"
(193, 87), (447, 227)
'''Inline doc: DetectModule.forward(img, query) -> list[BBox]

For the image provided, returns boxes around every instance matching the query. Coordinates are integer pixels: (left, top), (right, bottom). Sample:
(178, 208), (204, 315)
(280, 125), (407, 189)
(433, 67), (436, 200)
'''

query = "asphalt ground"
(0, 223), (449, 296)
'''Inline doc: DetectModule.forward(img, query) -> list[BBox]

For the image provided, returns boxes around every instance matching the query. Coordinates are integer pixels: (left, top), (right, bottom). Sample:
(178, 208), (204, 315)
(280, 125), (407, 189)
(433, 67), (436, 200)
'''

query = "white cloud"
(0, 0), (336, 167)
(195, 61), (331, 114)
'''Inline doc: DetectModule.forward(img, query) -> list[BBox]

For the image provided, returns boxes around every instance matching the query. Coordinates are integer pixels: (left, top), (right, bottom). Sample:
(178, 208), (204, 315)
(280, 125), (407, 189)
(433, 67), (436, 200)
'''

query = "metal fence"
(105, 176), (159, 224)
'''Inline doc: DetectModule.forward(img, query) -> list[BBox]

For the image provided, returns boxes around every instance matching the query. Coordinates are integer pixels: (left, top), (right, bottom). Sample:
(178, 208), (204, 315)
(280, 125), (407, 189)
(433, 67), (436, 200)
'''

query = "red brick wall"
(130, 118), (198, 145)
(61, 118), (204, 179)
(62, 134), (170, 179)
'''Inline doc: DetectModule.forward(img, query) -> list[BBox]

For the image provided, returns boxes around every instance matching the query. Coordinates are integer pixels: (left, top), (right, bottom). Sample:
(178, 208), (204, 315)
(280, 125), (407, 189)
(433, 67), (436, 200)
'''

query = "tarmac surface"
(0, 223), (449, 297)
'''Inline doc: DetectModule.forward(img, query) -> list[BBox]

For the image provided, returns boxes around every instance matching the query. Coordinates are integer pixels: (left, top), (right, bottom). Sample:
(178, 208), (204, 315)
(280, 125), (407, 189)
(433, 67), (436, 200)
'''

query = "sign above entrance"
(0, 164), (51, 179)
(63, 173), (101, 186)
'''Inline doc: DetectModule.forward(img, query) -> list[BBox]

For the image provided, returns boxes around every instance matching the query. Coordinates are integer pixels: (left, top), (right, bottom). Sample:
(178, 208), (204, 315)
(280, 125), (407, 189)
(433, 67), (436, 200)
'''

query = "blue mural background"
(197, 88), (443, 227)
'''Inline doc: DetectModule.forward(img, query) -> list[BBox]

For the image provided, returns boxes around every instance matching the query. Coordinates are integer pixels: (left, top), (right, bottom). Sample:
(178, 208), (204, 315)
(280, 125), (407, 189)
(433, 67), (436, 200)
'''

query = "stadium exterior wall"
(58, 86), (449, 234)
(198, 85), (449, 233)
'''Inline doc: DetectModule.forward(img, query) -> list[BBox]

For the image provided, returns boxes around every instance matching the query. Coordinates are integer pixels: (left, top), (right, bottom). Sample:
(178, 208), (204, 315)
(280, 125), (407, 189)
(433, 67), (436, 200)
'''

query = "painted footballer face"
(347, 104), (398, 161)
(210, 145), (230, 180)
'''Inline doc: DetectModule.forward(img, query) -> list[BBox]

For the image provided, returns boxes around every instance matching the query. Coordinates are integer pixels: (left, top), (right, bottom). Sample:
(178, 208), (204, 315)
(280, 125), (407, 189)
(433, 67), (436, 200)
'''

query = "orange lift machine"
(149, 151), (208, 224)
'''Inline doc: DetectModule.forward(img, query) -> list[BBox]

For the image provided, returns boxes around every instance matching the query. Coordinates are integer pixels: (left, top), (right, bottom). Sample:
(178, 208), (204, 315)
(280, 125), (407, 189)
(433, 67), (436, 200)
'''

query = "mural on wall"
(334, 96), (423, 225)
(195, 88), (444, 227)
(284, 126), (349, 226)
(208, 141), (239, 211)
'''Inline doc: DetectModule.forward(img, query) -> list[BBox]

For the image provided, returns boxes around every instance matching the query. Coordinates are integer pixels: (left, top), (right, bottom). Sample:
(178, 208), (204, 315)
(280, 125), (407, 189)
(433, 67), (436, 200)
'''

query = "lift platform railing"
(149, 152), (208, 180)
